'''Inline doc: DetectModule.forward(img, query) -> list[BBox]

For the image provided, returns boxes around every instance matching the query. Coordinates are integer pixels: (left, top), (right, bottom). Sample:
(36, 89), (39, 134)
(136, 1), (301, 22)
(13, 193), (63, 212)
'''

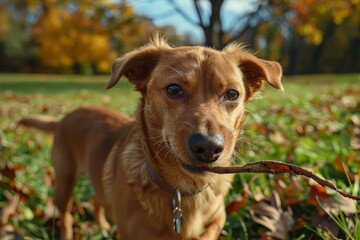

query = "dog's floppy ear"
(107, 48), (162, 92)
(225, 44), (283, 100)
(240, 55), (283, 97)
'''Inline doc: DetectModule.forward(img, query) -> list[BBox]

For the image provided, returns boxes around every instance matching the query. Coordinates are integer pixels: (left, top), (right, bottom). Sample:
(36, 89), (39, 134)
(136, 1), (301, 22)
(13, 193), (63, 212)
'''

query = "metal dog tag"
(173, 214), (183, 233)
(172, 189), (183, 233)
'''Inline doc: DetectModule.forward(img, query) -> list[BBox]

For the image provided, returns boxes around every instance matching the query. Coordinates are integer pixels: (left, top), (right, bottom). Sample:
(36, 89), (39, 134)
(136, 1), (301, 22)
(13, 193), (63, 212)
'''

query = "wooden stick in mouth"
(203, 160), (360, 201)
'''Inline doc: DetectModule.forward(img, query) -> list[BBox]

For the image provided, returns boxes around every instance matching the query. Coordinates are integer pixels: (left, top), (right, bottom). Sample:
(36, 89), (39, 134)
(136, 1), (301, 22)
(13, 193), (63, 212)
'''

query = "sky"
(128, 0), (257, 43)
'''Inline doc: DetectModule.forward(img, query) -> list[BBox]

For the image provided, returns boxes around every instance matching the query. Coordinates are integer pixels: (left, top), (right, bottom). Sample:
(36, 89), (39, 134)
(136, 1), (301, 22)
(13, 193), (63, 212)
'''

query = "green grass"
(0, 73), (359, 239)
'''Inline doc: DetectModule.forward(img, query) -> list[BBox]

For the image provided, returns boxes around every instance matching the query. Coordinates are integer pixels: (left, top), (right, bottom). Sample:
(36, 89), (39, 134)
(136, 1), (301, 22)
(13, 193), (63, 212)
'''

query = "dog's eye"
(165, 84), (183, 98)
(224, 89), (239, 101)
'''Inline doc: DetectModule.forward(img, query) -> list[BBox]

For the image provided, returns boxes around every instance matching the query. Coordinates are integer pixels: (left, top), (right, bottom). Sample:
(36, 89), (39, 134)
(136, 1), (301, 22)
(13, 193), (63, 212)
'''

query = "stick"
(203, 160), (360, 201)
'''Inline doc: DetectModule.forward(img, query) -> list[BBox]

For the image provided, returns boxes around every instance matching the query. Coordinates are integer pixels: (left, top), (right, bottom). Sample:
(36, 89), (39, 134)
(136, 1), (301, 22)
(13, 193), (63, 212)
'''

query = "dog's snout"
(188, 133), (224, 163)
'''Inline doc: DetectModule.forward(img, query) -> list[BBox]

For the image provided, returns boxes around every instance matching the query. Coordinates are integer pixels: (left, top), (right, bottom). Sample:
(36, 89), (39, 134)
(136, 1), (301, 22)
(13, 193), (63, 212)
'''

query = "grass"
(0, 73), (359, 239)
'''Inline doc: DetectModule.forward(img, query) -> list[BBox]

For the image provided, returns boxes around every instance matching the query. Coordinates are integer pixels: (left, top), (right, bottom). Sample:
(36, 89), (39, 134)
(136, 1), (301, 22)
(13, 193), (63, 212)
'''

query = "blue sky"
(128, 0), (256, 43)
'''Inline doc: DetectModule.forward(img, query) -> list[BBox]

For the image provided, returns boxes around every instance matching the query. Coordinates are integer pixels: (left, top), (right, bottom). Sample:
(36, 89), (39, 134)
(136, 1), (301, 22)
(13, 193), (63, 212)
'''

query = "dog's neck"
(145, 160), (208, 196)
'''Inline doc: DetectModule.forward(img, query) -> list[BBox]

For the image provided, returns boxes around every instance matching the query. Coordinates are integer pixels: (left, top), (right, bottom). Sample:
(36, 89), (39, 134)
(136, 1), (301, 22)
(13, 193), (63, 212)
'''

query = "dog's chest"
(137, 188), (224, 238)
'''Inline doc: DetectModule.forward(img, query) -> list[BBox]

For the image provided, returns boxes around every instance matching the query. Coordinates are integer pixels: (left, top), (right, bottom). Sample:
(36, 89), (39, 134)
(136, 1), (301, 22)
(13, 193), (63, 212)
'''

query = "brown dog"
(20, 37), (283, 240)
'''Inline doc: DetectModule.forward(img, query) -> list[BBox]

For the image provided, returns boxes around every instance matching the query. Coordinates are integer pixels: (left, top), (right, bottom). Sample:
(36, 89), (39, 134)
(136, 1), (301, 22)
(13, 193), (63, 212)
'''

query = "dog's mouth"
(180, 162), (207, 175)
(165, 136), (220, 175)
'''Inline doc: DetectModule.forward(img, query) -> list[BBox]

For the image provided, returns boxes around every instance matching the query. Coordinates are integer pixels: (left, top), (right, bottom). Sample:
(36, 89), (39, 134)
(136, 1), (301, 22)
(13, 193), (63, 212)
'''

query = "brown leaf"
(0, 162), (17, 180)
(9, 182), (33, 201)
(250, 191), (293, 240)
(334, 156), (355, 181)
(226, 186), (248, 214)
(3, 91), (17, 100)
(273, 176), (305, 205)
(309, 183), (331, 208)
(44, 167), (55, 187)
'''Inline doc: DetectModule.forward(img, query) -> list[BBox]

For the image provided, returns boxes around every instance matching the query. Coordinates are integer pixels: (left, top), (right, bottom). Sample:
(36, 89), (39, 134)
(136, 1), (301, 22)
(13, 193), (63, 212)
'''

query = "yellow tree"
(33, 0), (157, 73)
(33, 1), (117, 73)
(288, 0), (357, 45)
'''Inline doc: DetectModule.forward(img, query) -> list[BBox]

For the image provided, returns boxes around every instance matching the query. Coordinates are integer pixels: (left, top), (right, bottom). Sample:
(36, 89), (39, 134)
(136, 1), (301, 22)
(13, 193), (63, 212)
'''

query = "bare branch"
(167, 0), (200, 26)
(224, 2), (266, 44)
(193, 0), (205, 28)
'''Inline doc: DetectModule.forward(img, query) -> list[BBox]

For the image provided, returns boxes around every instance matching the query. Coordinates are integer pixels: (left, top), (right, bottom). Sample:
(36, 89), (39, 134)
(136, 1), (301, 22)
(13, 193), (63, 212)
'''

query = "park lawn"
(0, 73), (359, 239)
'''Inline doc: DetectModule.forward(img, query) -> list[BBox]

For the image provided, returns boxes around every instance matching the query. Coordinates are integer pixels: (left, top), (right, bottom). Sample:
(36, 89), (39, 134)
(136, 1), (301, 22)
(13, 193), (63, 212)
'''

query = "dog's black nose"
(188, 133), (224, 163)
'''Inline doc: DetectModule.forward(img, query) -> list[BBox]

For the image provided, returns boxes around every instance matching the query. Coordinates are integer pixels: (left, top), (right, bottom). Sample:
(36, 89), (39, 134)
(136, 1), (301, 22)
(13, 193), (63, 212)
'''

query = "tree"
(0, 0), (39, 72)
(286, 0), (359, 73)
(0, 0), (160, 73)
(34, 7), (115, 73)
(167, 0), (269, 49)
(165, 0), (359, 74)
(32, 0), (156, 73)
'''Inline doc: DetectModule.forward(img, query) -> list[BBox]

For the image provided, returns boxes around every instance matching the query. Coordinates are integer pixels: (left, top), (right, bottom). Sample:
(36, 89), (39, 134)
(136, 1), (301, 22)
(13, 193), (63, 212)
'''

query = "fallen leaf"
(309, 183), (332, 207)
(273, 176), (305, 205)
(268, 132), (286, 145)
(226, 186), (248, 214)
(250, 191), (293, 240)
(334, 156), (355, 181)
(0, 162), (17, 181)
(319, 195), (357, 216)
(351, 115), (360, 126)
(3, 91), (17, 100)
(43, 200), (59, 219)
(44, 167), (55, 187)
(9, 182), (33, 201)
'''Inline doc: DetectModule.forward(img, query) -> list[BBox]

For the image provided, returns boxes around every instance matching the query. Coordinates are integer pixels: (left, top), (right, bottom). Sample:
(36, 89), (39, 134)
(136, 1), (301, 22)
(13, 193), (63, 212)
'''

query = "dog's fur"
(19, 37), (283, 240)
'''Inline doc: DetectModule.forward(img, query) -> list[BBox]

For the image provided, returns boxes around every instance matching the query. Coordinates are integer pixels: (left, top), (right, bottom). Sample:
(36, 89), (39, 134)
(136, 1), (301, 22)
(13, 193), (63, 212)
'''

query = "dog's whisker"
(230, 151), (247, 165)
(144, 135), (162, 140)
(239, 137), (262, 153)
(163, 149), (176, 163)
(134, 106), (146, 116)
(154, 139), (165, 148)
(153, 139), (167, 157)
(151, 145), (169, 162)
(151, 137), (166, 148)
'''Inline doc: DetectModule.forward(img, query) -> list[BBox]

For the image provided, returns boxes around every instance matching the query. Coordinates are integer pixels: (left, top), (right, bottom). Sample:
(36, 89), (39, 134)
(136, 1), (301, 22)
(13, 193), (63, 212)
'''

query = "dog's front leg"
(197, 205), (226, 240)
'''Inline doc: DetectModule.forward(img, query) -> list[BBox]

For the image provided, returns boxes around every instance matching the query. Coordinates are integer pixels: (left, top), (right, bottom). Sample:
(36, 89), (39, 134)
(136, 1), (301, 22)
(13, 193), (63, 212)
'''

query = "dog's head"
(108, 37), (283, 184)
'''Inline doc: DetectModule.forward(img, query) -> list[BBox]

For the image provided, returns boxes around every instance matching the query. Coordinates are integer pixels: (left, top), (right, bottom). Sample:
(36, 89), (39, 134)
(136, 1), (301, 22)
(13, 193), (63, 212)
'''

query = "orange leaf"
(226, 189), (248, 214)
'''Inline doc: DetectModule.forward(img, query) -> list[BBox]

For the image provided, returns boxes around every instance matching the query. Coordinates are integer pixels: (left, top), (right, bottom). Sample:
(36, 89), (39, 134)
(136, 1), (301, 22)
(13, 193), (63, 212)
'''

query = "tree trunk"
(73, 63), (82, 74)
(307, 20), (336, 73)
(287, 32), (305, 75)
(202, 0), (224, 48)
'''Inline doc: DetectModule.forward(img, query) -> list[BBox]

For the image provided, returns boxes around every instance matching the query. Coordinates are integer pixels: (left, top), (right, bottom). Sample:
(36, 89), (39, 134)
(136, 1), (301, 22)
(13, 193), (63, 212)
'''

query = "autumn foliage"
(1, 0), (359, 74)
(0, 0), (185, 74)
(289, 0), (357, 44)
